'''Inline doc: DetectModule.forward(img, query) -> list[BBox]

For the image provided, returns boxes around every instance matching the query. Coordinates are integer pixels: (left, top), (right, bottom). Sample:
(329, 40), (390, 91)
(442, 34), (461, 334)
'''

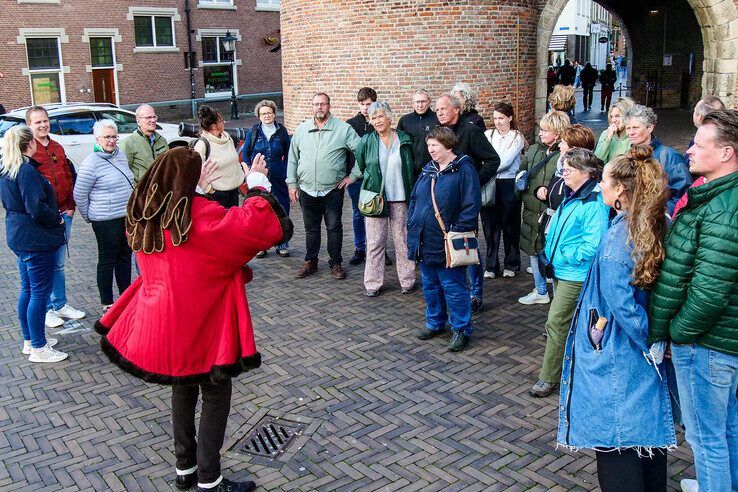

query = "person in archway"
(557, 59), (576, 86)
(579, 62), (598, 112)
(599, 63), (617, 112)
(546, 66), (559, 111)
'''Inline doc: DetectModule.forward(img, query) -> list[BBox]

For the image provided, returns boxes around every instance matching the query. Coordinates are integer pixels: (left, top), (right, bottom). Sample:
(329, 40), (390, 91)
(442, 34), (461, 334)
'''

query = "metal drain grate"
(236, 416), (305, 458)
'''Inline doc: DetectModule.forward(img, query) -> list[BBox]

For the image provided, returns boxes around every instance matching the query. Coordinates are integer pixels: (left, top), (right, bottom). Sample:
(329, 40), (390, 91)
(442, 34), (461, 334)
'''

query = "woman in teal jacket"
(529, 148), (610, 397)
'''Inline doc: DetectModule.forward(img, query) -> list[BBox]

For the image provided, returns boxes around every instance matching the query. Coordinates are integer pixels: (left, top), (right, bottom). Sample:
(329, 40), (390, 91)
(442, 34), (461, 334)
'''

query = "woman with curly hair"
(557, 145), (675, 491)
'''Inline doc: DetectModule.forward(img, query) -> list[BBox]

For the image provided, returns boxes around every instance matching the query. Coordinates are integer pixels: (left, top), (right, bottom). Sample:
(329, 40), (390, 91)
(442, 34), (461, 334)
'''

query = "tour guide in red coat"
(94, 147), (292, 492)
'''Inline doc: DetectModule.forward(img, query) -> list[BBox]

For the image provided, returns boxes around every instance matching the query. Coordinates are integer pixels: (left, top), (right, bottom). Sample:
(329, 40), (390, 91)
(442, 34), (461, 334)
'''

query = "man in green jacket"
(120, 104), (168, 184)
(649, 110), (738, 492)
(287, 92), (360, 280)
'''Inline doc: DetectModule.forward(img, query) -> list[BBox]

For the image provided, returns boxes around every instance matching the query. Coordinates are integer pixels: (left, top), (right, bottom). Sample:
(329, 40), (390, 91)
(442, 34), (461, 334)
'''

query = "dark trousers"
(346, 179), (366, 251)
(299, 188), (344, 266)
(91, 217), (132, 305)
(583, 85), (595, 110)
(211, 188), (240, 208)
(596, 448), (667, 492)
(480, 179), (521, 274)
(172, 380), (232, 485)
(601, 87), (613, 110)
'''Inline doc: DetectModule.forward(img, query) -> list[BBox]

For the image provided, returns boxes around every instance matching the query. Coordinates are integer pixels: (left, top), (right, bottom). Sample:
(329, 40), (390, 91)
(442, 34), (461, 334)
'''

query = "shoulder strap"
(430, 176), (447, 234)
(190, 137), (211, 160)
(546, 205), (576, 261)
(247, 124), (260, 159)
(529, 151), (556, 176)
(106, 155), (134, 189)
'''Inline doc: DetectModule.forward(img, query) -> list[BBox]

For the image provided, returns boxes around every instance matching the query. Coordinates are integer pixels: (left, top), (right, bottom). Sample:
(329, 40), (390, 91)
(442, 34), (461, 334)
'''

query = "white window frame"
(198, 0), (236, 10)
(255, 0), (280, 12)
(127, 7), (180, 53)
(17, 29), (69, 105)
(196, 29), (242, 98)
(82, 29), (123, 107)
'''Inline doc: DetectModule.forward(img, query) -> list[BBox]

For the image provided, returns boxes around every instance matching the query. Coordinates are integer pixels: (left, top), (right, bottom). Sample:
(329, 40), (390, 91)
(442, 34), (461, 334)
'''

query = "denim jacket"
(557, 213), (676, 450)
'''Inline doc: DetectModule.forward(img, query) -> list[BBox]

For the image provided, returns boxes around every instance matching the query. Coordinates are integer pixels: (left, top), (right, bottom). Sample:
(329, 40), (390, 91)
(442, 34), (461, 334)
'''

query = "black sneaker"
(175, 471), (196, 490)
(448, 331), (470, 352)
(197, 478), (256, 492)
(470, 296), (483, 315)
(348, 249), (366, 265)
(418, 326), (443, 340)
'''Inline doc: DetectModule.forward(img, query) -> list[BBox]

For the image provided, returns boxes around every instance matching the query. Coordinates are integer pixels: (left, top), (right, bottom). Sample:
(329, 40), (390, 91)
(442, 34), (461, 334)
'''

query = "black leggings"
(596, 448), (667, 492)
(91, 217), (132, 305)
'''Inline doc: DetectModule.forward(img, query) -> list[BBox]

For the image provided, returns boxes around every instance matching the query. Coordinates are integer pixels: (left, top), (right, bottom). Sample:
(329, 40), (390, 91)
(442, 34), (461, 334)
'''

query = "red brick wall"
(0, 0), (281, 112)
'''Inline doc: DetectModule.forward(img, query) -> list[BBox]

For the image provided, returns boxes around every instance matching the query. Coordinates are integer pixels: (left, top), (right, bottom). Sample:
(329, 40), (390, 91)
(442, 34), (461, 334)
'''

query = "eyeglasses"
(97, 135), (119, 141)
(561, 168), (577, 175)
(259, 111), (275, 116)
(139, 116), (158, 121)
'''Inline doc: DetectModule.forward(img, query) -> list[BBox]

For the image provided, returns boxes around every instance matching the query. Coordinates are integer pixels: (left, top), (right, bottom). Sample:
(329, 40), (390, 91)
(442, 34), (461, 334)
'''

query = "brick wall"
(0, 0), (281, 112)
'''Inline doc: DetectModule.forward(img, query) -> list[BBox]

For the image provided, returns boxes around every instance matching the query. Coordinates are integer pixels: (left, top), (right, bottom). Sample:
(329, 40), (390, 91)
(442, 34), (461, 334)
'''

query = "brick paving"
(0, 111), (698, 491)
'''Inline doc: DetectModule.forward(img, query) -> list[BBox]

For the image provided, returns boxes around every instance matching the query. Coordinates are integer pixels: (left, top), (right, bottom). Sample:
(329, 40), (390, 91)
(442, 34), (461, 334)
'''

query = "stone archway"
(535, 0), (738, 121)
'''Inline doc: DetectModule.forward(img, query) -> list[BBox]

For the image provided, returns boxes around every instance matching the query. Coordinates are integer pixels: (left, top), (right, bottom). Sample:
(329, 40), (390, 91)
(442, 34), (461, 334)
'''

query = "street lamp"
(222, 30), (238, 120)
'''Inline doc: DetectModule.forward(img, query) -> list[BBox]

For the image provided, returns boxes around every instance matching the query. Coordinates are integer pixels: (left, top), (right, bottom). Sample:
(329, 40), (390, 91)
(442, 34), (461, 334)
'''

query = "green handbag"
(357, 174), (385, 217)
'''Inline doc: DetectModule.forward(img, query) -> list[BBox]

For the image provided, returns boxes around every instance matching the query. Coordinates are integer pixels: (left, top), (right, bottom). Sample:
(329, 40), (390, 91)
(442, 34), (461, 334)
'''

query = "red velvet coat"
(96, 193), (286, 385)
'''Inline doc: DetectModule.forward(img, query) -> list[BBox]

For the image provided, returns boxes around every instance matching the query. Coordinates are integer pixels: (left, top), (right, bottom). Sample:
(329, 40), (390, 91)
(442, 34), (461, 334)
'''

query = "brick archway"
(535, 0), (738, 120)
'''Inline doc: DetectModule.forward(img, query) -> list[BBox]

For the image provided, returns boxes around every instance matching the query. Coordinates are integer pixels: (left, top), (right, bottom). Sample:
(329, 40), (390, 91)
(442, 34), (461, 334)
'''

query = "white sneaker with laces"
(45, 310), (64, 328)
(503, 269), (516, 278)
(28, 344), (68, 363)
(526, 266), (533, 274)
(22, 337), (58, 355)
(680, 479), (698, 492)
(53, 304), (86, 320)
(483, 271), (496, 279)
(518, 290), (550, 305)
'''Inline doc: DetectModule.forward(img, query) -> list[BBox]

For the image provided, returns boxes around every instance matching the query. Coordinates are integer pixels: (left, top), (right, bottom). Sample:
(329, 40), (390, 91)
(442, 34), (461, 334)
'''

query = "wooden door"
(92, 69), (115, 104)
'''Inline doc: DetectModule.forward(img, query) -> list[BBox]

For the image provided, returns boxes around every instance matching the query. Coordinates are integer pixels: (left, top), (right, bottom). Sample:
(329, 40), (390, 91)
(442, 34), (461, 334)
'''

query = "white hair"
(93, 119), (119, 137)
(625, 104), (658, 127)
(135, 104), (155, 117)
(368, 101), (394, 121)
(451, 82), (478, 112)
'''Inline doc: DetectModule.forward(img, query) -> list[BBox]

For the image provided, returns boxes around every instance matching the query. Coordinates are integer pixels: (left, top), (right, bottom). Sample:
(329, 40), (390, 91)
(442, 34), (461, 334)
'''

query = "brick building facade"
(0, 0), (282, 115)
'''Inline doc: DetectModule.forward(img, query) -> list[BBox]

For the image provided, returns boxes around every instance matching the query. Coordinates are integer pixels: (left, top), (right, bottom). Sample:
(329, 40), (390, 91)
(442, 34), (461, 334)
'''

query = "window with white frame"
(201, 36), (236, 96)
(255, 0), (280, 11)
(198, 0), (234, 7)
(26, 37), (64, 104)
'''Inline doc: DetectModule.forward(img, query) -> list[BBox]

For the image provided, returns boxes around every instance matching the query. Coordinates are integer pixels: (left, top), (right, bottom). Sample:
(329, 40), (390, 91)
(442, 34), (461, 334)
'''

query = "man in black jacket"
(397, 89), (439, 179)
(580, 62), (599, 111)
(436, 93), (501, 316)
(557, 59), (576, 86)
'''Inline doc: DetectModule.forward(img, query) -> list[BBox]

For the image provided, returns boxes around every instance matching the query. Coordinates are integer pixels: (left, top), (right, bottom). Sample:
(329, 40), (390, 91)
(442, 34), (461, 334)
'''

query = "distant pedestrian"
(594, 96), (635, 163)
(397, 89), (440, 179)
(546, 66), (559, 109)
(557, 59), (576, 86)
(573, 60), (582, 88)
(407, 127), (481, 352)
(579, 62), (598, 111)
(452, 82), (486, 130)
(599, 63), (617, 111)
(1, 125), (68, 363)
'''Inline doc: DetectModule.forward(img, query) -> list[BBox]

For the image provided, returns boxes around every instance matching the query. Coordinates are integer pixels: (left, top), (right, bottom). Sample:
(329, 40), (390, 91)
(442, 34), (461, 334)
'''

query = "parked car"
(0, 103), (193, 166)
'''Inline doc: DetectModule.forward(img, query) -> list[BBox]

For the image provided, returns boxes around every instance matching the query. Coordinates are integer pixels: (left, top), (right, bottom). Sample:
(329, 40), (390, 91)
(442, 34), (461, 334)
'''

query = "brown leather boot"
(296, 260), (318, 278)
(330, 263), (346, 279)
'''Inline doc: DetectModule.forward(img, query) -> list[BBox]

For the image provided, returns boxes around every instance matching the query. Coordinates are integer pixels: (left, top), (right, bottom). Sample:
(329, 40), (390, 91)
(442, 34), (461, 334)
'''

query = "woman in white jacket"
(482, 102), (525, 279)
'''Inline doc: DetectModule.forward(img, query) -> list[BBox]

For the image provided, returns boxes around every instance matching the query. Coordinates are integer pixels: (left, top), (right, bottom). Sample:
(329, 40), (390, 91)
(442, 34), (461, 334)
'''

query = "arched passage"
(535, 0), (738, 121)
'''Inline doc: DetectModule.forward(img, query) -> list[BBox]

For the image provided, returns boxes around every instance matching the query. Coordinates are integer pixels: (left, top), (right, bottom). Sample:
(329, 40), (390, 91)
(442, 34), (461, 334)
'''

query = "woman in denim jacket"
(558, 146), (676, 491)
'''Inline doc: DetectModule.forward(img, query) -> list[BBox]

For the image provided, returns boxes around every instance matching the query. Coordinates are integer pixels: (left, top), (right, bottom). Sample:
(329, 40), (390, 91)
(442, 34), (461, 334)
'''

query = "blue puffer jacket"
(544, 178), (610, 282)
(1, 157), (65, 253)
(650, 136), (692, 216)
(242, 123), (291, 178)
(558, 213), (675, 450)
(407, 154), (481, 267)
(73, 148), (134, 222)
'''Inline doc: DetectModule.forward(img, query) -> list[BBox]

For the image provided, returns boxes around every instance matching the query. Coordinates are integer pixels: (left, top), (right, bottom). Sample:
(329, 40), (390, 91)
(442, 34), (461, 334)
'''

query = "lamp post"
(222, 30), (238, 120)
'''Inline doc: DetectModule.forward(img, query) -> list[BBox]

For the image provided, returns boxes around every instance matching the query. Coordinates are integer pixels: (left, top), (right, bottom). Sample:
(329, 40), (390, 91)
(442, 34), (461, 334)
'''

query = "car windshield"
(0, 117), (23, 138)
(95, 110), (139, 135)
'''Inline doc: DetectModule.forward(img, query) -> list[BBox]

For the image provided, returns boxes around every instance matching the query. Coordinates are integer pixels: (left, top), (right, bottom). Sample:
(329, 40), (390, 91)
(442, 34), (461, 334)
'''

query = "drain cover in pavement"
(235, 416), (305, 458)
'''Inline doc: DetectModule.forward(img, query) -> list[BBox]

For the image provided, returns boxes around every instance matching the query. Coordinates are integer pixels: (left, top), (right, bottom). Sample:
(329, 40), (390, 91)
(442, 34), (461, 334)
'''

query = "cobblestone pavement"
(0, 193), (696, 491)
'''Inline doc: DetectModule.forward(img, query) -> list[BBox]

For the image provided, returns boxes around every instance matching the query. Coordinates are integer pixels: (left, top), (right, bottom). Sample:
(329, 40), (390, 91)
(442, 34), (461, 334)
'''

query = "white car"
(0, 103), (193, 167)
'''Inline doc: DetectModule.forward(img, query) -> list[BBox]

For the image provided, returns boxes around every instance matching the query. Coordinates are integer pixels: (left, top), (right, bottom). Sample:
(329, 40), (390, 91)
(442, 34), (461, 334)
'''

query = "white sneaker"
(680, 479), (698, 492)
(503, 269), (516, 278)
(483, 271), (496, 279)
(526, 266), (533, 274)
(45, 310), (64, 328)
(22, 337), (58, 355)
(53, 304), (86, 320)
(518, 290), (550, 305)
(28, 344), (68, 363)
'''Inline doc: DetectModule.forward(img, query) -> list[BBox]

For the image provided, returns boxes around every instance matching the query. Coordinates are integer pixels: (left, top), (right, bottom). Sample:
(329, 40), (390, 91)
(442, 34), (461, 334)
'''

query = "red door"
(92, 69), (116, 104)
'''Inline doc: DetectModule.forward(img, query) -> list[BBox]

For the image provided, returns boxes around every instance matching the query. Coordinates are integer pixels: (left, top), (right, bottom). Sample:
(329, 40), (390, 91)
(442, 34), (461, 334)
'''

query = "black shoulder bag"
(536, 207), (575, 280)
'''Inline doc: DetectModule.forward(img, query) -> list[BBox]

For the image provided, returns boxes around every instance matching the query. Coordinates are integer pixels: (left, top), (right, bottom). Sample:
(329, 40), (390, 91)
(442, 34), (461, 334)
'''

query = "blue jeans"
(48, 213), (72, 311)
(17, 250), (56, 348)
(347, 179), (366, 252)
(671, 343), (738, 491)
(467, 252), (484, 298)
(530, 254), (549, 295)
(420, 263), (473, 336)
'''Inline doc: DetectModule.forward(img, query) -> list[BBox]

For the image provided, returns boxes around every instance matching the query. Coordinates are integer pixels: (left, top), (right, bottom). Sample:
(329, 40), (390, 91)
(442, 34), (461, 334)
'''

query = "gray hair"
(625, 104), (658, 127)
(695, 95), (725, 117)
(93, 119), (119, 137)
(413, 88), (431, 99)
(451, 82), (478, 112)
(134, 104), (155, 117)
(563, 148), (602, 180)
(438, 92), (463, 111)
(368, 101), (393, 121)
(254, 99), (278, 116)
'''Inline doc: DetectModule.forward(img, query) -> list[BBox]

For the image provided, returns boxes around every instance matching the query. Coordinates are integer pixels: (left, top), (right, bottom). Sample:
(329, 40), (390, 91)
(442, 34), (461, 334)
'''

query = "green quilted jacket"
(519, 141), (560, 255)
(648, 170), (738, 355)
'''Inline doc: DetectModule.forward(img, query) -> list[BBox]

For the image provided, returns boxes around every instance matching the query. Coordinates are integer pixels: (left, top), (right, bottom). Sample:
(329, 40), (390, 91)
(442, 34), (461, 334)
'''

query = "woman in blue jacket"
(558, 146), (675, 491)
(242, 99), (291, 257)
(407, 126), (481, 352)
(0, 126), (67, 363)
(529, 148), (610, 397)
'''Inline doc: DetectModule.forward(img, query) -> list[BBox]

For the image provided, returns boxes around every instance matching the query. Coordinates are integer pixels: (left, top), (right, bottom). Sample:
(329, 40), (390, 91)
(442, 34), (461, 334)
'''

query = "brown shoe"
(296, 260), (318, 278)
(330, 263), (346, 279)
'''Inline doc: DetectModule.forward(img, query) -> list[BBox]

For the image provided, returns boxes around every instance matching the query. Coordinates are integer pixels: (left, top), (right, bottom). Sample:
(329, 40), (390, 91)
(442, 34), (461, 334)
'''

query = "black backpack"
(188, 137), (211, 160)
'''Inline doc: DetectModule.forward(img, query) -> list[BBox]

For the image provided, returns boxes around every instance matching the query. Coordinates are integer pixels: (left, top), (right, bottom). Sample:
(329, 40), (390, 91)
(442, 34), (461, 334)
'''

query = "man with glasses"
(26, 106), (86, 327)
(398, 89), (440, 180)
(119, 104), (168, 184)
(287, 92), (360, 280)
